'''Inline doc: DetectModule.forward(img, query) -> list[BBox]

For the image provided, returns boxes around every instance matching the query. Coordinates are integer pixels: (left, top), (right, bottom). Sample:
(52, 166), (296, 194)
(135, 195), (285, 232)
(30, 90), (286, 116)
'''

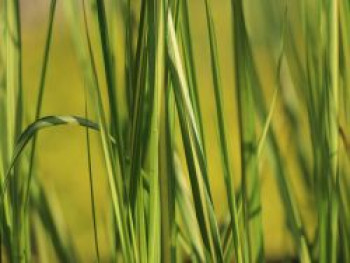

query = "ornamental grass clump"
(0, 0), (349, 262)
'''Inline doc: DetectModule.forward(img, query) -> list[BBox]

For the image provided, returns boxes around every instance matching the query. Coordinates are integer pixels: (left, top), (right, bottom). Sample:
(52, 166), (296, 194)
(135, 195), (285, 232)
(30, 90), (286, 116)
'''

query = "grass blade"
(231, 0), (265, 261)
(201, 0), (243, 262)
(168, 11), (223, 261)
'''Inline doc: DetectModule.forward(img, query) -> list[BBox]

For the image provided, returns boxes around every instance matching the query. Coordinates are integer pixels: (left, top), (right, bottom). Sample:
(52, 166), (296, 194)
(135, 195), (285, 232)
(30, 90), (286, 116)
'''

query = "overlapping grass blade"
(167, 11), (223, 261)
(174, 153), (205, 261)
(180, 0), (206, 153)
(4, 0), (23, 260)
(144, 1), (165, 261)
(201, 0), (243, 262)
(1, 0), (349, 262)
(2, 116), (98, 183)
(63, 1), (133, 260)
(30, 179), (78, 262)
(83, 85), (100, 262)
(230, 0), (264, 261)
(24, 0), (57, 211)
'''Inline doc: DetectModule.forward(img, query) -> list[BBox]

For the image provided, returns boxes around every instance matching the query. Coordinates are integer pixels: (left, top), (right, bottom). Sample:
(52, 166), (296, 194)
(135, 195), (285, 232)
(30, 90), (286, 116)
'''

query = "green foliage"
(0, 0), (349, 262)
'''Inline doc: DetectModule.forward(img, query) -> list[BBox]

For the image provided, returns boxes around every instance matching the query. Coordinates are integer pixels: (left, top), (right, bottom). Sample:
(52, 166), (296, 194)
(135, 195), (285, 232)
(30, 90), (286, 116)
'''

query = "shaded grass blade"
(202, 0), (243, 262)
(231, 0), (265, 261)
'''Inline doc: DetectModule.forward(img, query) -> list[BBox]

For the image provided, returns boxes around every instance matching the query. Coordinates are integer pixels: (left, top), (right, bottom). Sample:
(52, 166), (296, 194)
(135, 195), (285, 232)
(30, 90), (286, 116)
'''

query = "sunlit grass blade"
(144, 1), (165, 261)
(5, 0), (23, 260)
(180, 0), (206, 154)
(168, 11), (223, 261)
(326, 1), (339, 262)
(340, 0), (350, 123)
(256, 86), (278, 158)
(173, 153), (205, 261)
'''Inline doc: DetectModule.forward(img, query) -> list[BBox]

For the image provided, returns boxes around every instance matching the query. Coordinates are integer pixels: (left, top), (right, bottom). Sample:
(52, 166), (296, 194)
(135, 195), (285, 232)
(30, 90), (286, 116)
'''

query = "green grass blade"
(168, 11), (223, 261)
(202, 0), (243, 262)
(174, 153), (205, 261)
(92, 0), (127, 182)
(231, 0), (265, 261)
(145, 1), (165, 262)
(180, 0), (206, 155)
(251, 42), (312, 263)
(5, 0), (23, 259)
(83, 85), (100, 262)
(326, 1), (339, 262)
(30, 180), (78, 262)
(23, 0), (57, 212)
(2, 116), (98, 185)
(63, 1), (133, 260)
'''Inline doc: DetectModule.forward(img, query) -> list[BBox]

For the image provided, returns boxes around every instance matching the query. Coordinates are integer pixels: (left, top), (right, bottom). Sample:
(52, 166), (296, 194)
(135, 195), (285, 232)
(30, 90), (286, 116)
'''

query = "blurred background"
(8, 0), (318, 261)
